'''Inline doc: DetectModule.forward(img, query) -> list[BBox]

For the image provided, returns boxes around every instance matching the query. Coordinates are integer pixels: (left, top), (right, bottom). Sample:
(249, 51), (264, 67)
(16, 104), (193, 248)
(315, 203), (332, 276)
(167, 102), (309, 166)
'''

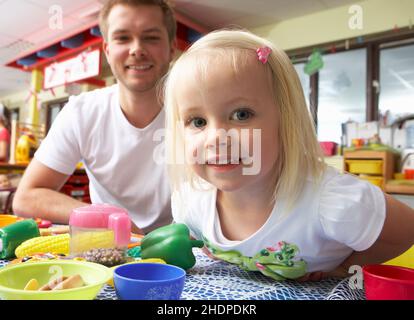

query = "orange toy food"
(0, 215), (52, 229)
(53, 275), (84, 290)
(0, 215), (23, 228)
(39, 274), (84, 291)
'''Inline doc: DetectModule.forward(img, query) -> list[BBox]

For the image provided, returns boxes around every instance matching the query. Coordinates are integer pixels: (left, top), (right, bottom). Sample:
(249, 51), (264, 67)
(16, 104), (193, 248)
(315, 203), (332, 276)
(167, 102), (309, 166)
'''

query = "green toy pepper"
(0, 219), (40, 259)
(141, 223), (204, 270)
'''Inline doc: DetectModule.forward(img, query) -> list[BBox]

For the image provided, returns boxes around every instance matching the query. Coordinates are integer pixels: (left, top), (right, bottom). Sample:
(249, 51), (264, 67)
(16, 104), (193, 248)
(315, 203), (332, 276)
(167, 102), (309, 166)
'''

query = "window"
(10, 108), (19, 121)
(379, 43), (414, 122)
(293, 62), (310, 110)
(287, 30), (414, 146)
(46, 100), (67, 132)
(317, 49), (367, 143)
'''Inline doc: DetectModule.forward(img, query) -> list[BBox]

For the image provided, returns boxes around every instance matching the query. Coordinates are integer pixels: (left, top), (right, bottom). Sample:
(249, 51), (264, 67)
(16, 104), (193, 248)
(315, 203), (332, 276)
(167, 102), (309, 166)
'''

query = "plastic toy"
(106, 258), (166, 287)
(15, 234), (70, 258)
(0, 215), (22, 228)
(0, 260), (112, 300)
(81, 247), (128, 267)
(0, 219), (40, 259)
(363, 264), (414, 300)
(69, 204), (131, 256)
(15, 134), (37, 164)
(38, 274), (84, 291)
(0, 215), (52, 229)
(113, 263), (186, 300)
(127, 245), (141, 258)
(9, 253), (85, 265)
(203, 238), (307, 281)
(141, 223), (204, 270)
(37, 219), (52, 229)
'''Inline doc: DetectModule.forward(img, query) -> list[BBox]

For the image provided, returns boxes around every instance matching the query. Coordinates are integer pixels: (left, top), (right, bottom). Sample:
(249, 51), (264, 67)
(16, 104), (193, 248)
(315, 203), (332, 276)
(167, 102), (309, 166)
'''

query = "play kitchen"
(338, 115), (414, 208)
(0, 203), (203, 300)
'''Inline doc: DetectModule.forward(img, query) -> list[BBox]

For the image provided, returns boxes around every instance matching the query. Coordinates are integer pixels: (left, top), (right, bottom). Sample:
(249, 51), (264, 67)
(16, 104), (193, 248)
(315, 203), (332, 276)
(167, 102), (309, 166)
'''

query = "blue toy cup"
(113, 263), (186, 300)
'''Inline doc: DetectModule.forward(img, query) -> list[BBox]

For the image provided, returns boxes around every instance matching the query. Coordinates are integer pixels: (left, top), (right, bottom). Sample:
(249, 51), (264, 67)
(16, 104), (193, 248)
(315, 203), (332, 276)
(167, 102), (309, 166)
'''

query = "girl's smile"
(207, 162), (242, 172)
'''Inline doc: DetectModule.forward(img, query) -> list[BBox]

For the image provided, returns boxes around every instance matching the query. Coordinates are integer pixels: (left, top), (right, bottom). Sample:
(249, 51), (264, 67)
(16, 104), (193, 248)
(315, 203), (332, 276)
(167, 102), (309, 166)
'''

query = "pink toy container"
(69, 204), (131, 256)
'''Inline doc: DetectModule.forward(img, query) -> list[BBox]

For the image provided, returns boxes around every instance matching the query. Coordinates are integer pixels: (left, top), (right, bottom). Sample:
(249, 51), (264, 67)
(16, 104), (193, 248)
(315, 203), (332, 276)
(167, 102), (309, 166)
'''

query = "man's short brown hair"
(99, 0), (176, 42)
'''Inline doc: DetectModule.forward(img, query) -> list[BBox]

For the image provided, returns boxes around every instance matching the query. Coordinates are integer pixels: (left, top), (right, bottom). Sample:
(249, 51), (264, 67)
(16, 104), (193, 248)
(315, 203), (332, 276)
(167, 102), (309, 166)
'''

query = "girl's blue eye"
(190, 118), (207, 128)
(231, 109), (253, 121)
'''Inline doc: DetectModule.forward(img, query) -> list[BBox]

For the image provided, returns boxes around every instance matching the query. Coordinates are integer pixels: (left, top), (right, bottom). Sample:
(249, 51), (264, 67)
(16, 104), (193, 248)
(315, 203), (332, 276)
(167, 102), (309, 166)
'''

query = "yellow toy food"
(70, 230), (115, 255)
(23, 278), (39, 291)
(15, 234), (70, 258)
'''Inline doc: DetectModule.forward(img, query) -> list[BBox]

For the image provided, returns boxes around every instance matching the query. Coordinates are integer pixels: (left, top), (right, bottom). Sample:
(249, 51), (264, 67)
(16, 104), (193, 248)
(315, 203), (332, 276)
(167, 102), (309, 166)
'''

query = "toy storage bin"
(358, 175), (383, 188)
(345, 160), (383, 175)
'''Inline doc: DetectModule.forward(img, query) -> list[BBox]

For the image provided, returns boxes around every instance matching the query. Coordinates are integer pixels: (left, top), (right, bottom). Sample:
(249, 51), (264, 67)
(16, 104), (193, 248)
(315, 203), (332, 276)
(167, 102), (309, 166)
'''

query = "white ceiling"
(175, 0), (359, 29)
(0, 0), (105, 96)
(0, 0), (360, 97)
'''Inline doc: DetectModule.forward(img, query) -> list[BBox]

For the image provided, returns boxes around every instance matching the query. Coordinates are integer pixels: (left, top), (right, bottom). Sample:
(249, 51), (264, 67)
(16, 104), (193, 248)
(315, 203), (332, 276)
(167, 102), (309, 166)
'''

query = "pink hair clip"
(256, 46), (272, 64)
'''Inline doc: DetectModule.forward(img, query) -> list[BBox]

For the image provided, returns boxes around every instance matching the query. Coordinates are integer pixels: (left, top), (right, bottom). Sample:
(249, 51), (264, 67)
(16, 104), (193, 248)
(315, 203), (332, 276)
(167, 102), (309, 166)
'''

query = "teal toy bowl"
(0, 260), (111, 300)
(114, 263), (186, 300)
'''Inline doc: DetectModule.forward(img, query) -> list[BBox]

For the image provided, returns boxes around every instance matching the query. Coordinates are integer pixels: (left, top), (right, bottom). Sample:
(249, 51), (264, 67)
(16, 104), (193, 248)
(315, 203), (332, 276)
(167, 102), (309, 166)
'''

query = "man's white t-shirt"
(172, 167), (386, 273)
(35, 84), (172, 233)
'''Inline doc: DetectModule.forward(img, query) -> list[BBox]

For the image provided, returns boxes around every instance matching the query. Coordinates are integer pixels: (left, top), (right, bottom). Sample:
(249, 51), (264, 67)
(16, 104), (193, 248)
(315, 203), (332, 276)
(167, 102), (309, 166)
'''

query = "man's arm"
(12, 158), (88, 224)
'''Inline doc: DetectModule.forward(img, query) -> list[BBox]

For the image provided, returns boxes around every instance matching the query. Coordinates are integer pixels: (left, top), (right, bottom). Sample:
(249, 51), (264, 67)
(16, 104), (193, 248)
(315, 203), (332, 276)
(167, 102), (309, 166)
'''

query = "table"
(102, 249), (365, 300)
(0, 249), (365, 300)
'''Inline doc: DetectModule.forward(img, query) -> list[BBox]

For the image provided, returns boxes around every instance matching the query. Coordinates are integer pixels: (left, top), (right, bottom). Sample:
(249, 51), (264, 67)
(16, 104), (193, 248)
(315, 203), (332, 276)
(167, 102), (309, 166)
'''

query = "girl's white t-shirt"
(35, 84), (172, 233)
(172, 166), (386, 272)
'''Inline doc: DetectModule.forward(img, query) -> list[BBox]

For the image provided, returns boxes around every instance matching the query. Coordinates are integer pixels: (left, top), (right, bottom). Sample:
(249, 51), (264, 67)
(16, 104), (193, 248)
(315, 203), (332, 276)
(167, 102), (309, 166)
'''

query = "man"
(13, 0), (176, 234)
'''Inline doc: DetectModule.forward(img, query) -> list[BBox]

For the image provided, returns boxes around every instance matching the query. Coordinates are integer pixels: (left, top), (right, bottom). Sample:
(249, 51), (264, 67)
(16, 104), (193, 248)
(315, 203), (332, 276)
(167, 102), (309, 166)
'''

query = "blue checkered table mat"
(0, 249), (365, 300)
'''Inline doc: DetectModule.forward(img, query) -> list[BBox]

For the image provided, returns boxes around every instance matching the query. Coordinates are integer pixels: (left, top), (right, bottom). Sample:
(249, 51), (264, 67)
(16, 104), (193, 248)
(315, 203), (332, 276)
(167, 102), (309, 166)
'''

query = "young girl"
(163, 29), (414, 281)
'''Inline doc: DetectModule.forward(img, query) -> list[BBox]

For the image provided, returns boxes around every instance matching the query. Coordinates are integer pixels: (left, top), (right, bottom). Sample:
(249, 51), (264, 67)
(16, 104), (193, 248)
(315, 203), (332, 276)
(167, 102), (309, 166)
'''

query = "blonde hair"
(164, 29), (326, 216)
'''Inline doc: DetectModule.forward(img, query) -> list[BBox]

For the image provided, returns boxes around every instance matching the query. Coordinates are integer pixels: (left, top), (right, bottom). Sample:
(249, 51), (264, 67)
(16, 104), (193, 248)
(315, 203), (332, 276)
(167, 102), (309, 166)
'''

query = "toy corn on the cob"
(15, 234), (70, 258)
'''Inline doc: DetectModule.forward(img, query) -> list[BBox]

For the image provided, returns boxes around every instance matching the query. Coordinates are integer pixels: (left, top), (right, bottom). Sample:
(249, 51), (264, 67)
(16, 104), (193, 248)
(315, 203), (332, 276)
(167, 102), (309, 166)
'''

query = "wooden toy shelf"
(343, 150), (397, 190)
